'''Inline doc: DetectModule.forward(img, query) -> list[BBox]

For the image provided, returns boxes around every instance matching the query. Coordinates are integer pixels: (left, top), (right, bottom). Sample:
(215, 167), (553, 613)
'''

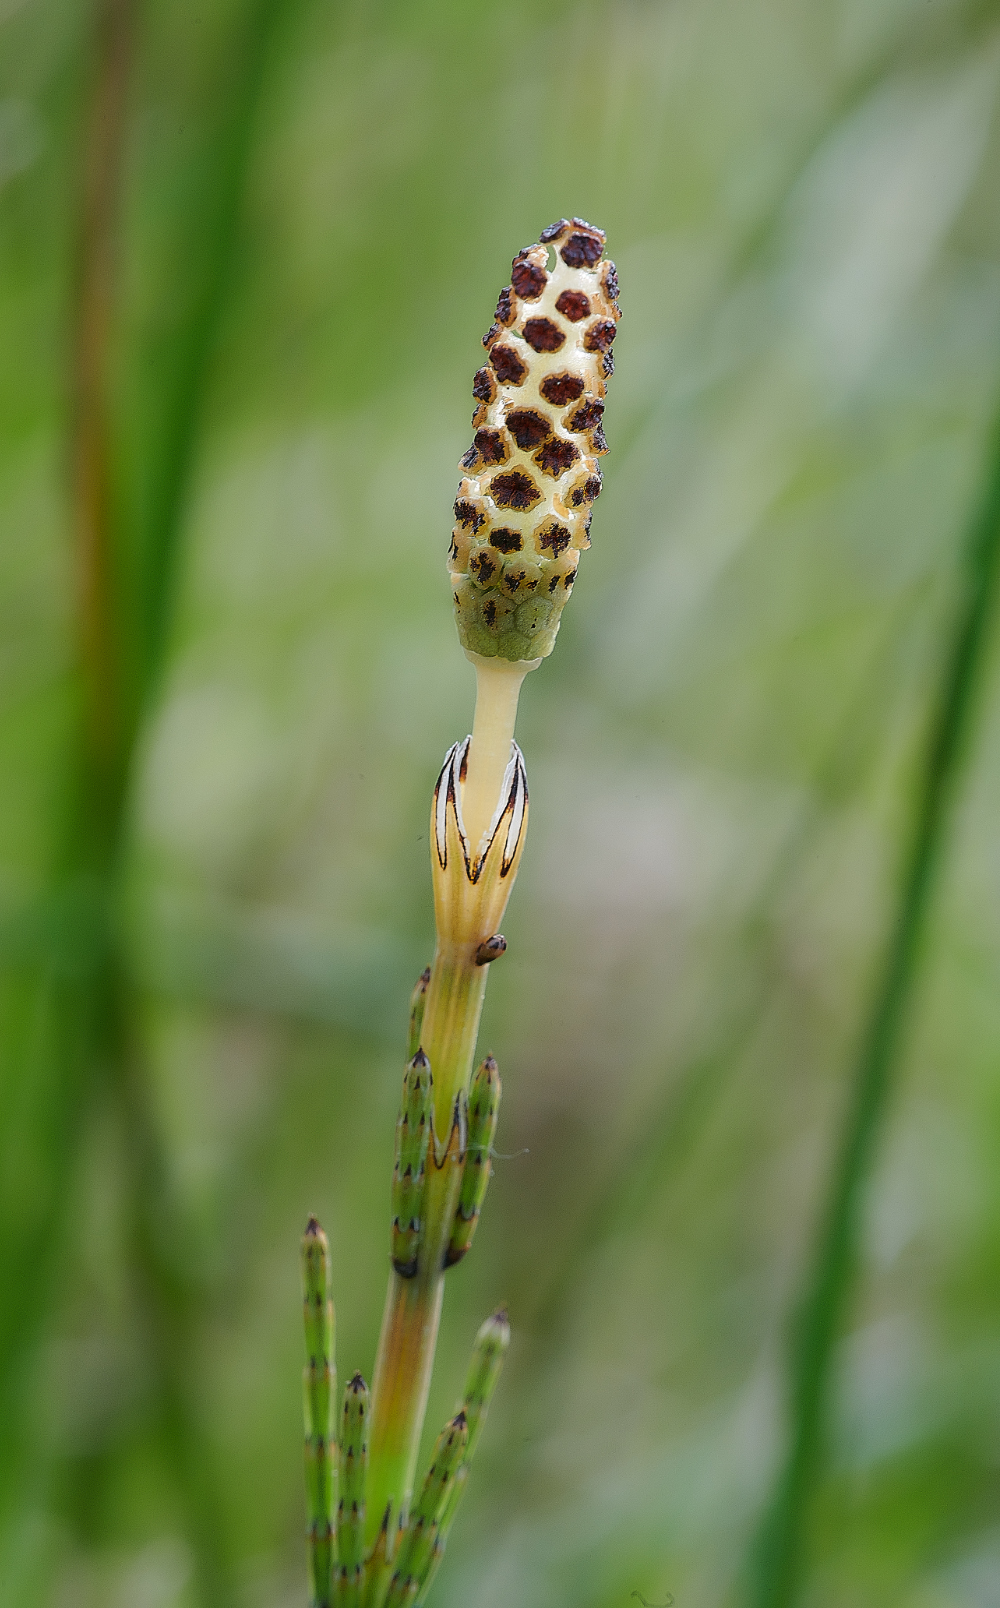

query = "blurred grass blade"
(747, 391), (1000, 1607)
(136, 0), (292, 697)
(71, 0), (133, 817)
(0, 0), (294, 1596)
(0, 0), (134, 1554)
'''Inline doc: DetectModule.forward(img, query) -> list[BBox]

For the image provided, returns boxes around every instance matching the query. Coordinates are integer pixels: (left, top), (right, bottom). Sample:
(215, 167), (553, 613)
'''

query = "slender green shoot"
(383, 1412), (469, 1608)
(338, 1373), (370, 1607)
(417, 1307), (511, 1605)
(446, 1056), (500, 1269)
(747, 398), (1000, 1606)
(303, 1219), (337, 1608)
(408, 969), (431, 1061)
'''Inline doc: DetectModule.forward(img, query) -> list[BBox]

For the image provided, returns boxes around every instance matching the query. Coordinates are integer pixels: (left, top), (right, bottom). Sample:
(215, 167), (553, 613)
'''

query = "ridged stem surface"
(366, 950), (482, 1549)
(367, 659), (529, 1552)
(302, 1222), (336, 1608)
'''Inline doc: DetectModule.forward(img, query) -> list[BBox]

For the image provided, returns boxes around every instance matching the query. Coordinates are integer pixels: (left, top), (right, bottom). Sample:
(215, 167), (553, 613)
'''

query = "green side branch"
(391, 1052), (433, 1280)
(338, 1373), (370, 1607)
(383, 1412), (469, 1608)
(302, 1219), (336, 1608)
(408, 968), (431, 1061)
(456, 1306), (510, 1467)
(299, 1141), (509, 1608)
(380, 1311), (509, 1608)
(446, 1056), (500, 1269)
(418, 1307), (510, 1605)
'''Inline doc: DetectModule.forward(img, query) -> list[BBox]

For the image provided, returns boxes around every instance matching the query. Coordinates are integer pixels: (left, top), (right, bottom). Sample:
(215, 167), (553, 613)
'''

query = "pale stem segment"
(461, 652), (538, 857)
(365, 656), (536, 1554)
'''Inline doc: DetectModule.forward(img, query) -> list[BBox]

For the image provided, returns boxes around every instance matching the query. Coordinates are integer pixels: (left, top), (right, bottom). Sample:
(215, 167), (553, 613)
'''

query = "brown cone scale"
(449, 218), (619, 661)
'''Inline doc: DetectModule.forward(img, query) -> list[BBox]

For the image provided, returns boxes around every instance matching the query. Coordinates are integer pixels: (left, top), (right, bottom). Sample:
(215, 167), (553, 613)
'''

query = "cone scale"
(450, 217), (619, 663)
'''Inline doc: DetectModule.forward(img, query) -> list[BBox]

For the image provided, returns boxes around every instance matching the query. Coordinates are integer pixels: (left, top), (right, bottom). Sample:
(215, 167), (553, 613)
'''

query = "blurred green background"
(3, 0), (1000, 1605)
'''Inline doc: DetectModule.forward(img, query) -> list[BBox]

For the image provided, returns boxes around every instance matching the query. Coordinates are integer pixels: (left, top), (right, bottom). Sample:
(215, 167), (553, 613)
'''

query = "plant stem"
(365, 955), (483, 1550)
(367, 1271), (446, 1551)
(0, 0), (133, 1537)
(747, 397), (1000, 1608)
(71, 0), (133, 837)
(462, 654), (536, 856)
(366, 657), (536, 1552)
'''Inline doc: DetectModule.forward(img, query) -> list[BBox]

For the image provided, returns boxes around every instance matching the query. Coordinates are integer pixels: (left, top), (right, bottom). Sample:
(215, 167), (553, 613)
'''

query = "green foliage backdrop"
(2, 1), (1000, 1605)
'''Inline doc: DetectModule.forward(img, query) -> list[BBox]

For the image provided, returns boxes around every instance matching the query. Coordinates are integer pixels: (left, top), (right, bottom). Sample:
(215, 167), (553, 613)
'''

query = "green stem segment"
(360, 1509), (392, 1608)
(418, 1307), (511, 1603)
(383, 1413), (470, 1608)
(446, 1056), (500, 1268)
(748, 403), (1000, 1607)
(338, 1373), (370, 1606)
(455, 1306), (510, 1467)
(391, 1053), (434, 1280)
(422, 948), (490, 1145)
(366, 949), (488, 1547)
(302, 1219), (337, 1608)
(408, 968), (431, 1061)
(379, 1311), (510, 1608)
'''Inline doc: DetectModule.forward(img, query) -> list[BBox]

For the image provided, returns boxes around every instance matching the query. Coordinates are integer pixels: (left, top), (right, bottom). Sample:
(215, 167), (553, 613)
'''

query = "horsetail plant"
(301, 217), (619, 1607)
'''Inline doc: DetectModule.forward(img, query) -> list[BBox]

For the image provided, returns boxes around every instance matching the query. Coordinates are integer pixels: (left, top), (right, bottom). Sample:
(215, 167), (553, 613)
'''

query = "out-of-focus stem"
(747, 396), (1000, 1608)
(57, 8), (280, 1606)
(139, 0), (290, 688)
(62, 10), (245, 1601)
(71, 0), (133, 836)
